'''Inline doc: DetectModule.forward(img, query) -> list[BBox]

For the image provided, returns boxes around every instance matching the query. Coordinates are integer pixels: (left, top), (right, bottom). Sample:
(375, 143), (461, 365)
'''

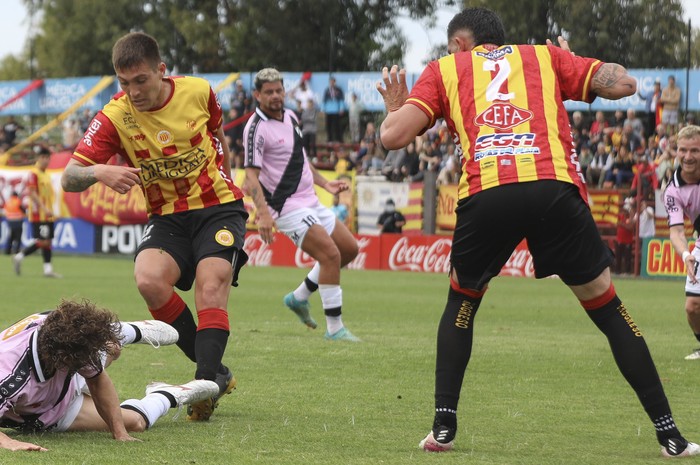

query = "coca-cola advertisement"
(243, 232), (535, 277)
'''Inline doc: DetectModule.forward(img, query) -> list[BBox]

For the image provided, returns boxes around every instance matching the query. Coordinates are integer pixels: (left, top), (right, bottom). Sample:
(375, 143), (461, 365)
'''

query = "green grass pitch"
(0, 255), (697, 464)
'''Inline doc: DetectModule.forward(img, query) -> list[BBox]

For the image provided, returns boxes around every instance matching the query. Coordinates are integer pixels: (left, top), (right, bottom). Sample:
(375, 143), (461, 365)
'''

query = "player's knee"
(134, 272), (169, 301)
(125, 415), (147, 432)
(686, 299), (700, 317)
(343, 240), (359, 263)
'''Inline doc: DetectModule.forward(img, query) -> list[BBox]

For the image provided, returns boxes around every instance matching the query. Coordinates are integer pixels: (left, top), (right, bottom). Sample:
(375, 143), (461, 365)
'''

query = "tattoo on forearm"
(592, 63), (632, 90)
(62, 165), (97, 192)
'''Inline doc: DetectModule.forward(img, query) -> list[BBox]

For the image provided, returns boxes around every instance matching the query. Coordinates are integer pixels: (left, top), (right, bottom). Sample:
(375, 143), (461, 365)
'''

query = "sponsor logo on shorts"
(215, 229), (234, 246)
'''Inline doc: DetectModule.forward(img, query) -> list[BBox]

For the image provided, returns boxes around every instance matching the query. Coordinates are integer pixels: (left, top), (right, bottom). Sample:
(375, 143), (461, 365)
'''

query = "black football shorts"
(135, 200), (249, 291)
(451, 180), (613, 290)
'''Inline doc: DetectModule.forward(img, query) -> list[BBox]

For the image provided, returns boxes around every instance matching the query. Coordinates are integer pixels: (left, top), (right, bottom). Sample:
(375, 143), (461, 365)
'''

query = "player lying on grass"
(0, 300), (219, 452)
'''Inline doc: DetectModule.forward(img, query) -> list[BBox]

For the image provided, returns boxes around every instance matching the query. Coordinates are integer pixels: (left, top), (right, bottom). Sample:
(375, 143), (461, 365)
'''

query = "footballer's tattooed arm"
(591, 63), (636, 100)
(62, 160), (141, 195)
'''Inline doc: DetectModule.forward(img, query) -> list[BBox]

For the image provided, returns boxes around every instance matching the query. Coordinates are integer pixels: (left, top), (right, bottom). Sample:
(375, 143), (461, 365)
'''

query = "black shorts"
(451, 180), (613, 289)
(31, 222), (54, 241)
(136, 200), (249, 291)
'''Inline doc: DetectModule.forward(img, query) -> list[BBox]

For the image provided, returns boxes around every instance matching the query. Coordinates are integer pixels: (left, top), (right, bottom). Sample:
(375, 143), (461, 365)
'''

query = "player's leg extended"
(135, 249), (197, 362)
(186, 256), (237, 421)
(420, 272), (485, 452)
(302, 224), (358, 341)
(571, 269), (699, 457)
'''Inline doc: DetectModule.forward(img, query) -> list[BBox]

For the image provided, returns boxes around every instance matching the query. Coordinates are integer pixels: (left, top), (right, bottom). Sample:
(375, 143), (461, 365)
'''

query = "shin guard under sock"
(434, 281), (484, 411)
(582, 286), (681, 443)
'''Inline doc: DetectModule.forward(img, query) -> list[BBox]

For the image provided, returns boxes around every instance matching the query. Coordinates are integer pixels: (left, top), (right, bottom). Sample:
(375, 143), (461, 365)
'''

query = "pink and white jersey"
(0, 313), (100, 432)
(243, 108), (319, 218)
(664, 167), (700, 238)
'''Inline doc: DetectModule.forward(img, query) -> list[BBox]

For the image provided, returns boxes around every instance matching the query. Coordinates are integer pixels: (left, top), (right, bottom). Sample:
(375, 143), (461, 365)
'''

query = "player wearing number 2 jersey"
(377, 7), (699, 458)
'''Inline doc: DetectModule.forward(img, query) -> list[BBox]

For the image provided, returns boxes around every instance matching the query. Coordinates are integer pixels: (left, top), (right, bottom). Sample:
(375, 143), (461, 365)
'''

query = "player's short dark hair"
(112, 32), (162, 72)
(38, 300), (121, 375)
(447, 7), (506, 47)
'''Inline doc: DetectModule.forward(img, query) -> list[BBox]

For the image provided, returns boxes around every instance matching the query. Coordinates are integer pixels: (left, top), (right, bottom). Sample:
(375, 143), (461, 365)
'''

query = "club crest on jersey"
(215, 229), (234, 247)
(156, 130), (174, 145)
(474, 102), (533, 130)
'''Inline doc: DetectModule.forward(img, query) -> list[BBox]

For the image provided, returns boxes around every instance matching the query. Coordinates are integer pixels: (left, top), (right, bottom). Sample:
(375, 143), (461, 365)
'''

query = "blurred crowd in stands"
(0, 74), (693, 197)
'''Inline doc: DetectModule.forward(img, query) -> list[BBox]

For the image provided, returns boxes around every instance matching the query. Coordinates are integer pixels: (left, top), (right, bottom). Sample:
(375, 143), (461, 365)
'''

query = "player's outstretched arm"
(591, 63), (636, 100)
(0, 431), (48, 452)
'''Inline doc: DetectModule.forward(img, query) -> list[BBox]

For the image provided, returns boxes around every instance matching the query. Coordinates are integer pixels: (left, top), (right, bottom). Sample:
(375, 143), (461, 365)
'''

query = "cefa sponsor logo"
(388, 237), (451, 273)
(474, 102), (533, 130)
(243, 234), (273, 266)
(500, 248), (535, 277)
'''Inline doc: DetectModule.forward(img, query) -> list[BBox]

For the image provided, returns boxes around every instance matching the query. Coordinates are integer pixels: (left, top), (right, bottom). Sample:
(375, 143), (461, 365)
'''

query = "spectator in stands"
(570, 110), (586, 133)
(412, 138), (441, 182)
(79, 108), (94, 134)
(377, 198), (406, 233)
(348, 93), (364, 144)
(587, 142), (613, 188)
(224, 108), (244, 169)
(289, 78), (316, 109)
(333, 145), (354, 176)
(401, 140), (421, 181)
(638, 198), (656, 240)
(610, 124), (623, 152)
(437, 142), (460, 185)
(577, 143), (593, 182)
(621, 121), (643, 154)
(230, 79), (252, 117)
(3, 116), (24, 146)
(610, 109), (626, 128)
(352, 121), (378, 170)
(614, 197), (635, 274)
(624, 108), (645, 141)
(660, 75), (681, 134)
(631, 154), (658, 201)
(322, 77), (346, 143)
(382, 146), (406, 182)
(589, 111), (609, 147)
(62, 118), (81, 150)
(301, 99), (319, 160)
(361, 139), (384, 175)
(330, 193), (350, 227)
(606, 145), (635, 188)
(638, 78), (662, 139)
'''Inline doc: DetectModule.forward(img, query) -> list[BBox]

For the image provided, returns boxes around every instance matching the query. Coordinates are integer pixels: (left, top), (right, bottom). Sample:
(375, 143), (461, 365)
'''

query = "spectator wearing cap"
(638, 78), (662, 139)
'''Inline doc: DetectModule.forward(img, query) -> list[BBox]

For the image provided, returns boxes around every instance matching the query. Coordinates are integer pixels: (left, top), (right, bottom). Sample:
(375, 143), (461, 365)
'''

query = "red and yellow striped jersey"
(406, 44), (602, 202)
(73, 76), (243, 216)
(26, 166), (54, 222)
